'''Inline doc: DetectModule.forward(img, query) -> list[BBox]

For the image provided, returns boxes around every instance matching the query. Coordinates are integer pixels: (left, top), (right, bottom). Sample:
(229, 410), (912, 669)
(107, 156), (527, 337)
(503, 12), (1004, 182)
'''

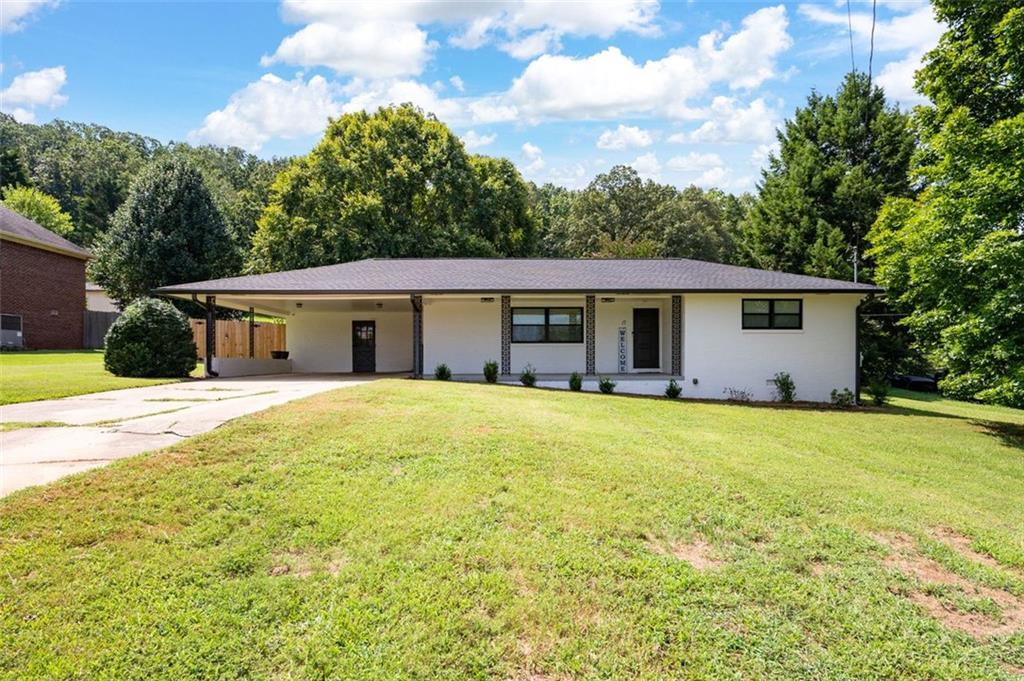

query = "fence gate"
(83, 310), (120, 348)
(190, 319), (286, 359)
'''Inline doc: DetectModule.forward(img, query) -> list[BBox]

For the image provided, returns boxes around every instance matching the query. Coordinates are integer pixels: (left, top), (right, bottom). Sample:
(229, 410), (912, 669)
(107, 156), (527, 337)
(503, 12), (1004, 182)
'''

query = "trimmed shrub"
(772, 371), (796, 403)
(104, 298), (196, 378)
(665, 378), (682, 399)
(434, 363), (452, 380)
(865, 378), (889, 406)
(598, 376), (616, 394)
(519, 364), (536, 387)
(830, 388), (855, 408)
(483, 360), (498, 383)
(568, 371), (583, 391)
(723, 387), (752, 402)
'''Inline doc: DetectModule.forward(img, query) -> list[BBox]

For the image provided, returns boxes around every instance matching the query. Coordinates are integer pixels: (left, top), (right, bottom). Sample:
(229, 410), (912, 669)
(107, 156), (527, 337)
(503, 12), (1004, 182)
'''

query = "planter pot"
(271, 350), (290, 360)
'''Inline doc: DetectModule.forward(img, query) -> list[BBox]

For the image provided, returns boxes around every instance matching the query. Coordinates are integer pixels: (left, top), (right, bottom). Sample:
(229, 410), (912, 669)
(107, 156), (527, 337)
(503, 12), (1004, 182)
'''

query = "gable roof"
(155, 258), (881, 295)
(0, 206), (91, 260)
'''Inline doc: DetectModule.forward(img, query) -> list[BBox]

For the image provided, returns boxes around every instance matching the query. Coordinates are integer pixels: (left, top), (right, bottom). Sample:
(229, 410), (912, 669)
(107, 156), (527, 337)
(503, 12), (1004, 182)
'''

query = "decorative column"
(411, 295), (423, 378)
(585, 295), (596, 375)
(205, 295), (218, 377)
(248, 306), (255, 359)
(500, 295), (511, 376)
(671, 295), (682, 377)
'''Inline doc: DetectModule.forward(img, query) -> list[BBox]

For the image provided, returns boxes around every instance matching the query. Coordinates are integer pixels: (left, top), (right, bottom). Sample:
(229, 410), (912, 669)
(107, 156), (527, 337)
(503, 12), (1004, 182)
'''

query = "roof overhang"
(0, 231), (92, 260)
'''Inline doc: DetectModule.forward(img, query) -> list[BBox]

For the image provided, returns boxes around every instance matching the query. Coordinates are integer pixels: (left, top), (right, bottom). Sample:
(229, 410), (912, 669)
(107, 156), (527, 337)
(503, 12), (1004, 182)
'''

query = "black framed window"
(512, 307), (583, 343)
(742, 299), (802, 330)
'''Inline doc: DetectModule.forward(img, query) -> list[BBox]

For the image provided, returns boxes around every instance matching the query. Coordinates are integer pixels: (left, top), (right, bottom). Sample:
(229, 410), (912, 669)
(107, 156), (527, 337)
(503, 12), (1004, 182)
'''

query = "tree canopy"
(869, 1), (1024, 407)
(90, 156), (238, 310)
(0, 186), (74, 237)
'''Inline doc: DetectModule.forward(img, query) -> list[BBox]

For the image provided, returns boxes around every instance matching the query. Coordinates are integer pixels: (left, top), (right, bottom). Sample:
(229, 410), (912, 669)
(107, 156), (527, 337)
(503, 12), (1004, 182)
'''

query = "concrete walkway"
(1, 374), (374, 497)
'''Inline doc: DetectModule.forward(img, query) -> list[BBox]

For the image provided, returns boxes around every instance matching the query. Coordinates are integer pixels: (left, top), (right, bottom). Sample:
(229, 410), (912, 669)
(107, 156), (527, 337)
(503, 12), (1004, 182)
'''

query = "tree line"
(0, 0), (1019, 406)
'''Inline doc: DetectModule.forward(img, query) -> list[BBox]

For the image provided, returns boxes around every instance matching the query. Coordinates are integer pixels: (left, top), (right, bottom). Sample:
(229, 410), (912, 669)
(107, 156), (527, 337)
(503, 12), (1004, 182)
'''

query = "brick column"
(585, 295), (596, 375)
(500, 295), (511, 375)
(671, 295), (682, 376)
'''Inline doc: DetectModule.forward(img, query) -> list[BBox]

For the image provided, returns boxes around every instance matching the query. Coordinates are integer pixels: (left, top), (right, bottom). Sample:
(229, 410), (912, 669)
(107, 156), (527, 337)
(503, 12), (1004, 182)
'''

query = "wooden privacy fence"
(83, 310), (120, 348)
(190, 319), (286, 359)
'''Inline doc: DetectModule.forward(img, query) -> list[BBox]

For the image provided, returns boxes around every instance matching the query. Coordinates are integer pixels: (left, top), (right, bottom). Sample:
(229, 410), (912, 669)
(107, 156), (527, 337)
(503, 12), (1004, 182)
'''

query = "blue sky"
(1, 1), (942, 192)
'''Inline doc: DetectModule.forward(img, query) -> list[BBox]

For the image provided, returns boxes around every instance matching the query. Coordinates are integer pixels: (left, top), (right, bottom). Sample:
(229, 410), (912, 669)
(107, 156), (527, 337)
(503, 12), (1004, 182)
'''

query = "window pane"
(743, 314), (770, 328)
(743, 300), (770, 314)
(773, 314), (801, 328)
(548, 325), (583, 342)
(512, 308), (545, 325)
(548, 308), (581, 325)
(774, 300), (800, 314)
(512, 325), (545, 342)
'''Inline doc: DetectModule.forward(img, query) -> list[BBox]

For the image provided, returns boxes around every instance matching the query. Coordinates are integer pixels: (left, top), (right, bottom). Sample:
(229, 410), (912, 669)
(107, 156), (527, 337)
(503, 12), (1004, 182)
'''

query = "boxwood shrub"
(104, 298), (197, 377)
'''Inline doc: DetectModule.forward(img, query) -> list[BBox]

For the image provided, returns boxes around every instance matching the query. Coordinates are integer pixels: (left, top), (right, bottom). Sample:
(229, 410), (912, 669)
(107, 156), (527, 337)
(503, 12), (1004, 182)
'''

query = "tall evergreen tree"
(741, 73), (915, 280)
(90, 157), (238, 310)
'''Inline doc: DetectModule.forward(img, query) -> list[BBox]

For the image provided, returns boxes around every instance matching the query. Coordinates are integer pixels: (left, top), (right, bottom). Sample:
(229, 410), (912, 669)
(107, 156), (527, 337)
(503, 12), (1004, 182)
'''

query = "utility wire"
(868, 0), (877, 85)
(846, 0), (857, 73)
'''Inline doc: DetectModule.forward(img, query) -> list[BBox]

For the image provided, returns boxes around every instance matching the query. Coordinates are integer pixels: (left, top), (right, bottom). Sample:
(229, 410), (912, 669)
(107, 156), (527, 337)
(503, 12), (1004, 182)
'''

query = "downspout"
(855, 295), (868, 406)
(205, 295), (218, 378)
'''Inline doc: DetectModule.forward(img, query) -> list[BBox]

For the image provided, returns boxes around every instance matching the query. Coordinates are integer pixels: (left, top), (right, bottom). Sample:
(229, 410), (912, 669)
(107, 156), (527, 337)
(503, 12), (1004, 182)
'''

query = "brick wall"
(0, 239), (87, 349)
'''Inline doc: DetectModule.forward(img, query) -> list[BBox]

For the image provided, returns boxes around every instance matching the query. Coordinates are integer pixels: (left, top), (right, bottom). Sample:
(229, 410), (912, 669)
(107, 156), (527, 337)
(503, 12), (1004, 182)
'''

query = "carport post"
(205, 296), (218, 378)
(248, 306), (255, 359)
(411, 294), (423, 378)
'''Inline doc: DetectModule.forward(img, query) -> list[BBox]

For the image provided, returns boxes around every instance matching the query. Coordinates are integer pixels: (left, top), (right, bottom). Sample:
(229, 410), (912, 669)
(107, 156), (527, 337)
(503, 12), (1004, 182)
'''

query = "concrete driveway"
(1, 374), (377, 497)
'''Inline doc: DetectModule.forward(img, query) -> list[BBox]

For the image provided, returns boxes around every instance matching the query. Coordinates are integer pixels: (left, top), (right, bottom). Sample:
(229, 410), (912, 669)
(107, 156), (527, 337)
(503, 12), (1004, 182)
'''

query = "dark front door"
(632, 308), (659, 369)
(352, 320), (376, 373)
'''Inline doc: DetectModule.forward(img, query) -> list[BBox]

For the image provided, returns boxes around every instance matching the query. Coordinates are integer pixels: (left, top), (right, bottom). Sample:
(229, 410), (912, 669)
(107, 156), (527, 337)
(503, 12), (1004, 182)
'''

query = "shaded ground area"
(0, 350), (202, 405)
(1, 381), (1022, 678)
(0, 374), (374, 495)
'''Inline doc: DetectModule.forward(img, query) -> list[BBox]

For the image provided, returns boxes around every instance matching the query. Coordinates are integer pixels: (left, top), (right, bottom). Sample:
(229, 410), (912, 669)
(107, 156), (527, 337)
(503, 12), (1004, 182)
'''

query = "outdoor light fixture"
(480, 297), (494, 303)
(296, 302), (303, 309)
(601, 297), (615, 303)
(376, 302), (384, 309)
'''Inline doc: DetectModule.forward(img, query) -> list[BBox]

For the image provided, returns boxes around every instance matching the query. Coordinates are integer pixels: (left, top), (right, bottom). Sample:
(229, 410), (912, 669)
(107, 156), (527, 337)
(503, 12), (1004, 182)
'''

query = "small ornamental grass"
(568, 371), (583, 391)
(483, 360), (498, 383)
(434, 363), (452, 381)
(103, 298), (196, 378)
(519, 364), (537, 387)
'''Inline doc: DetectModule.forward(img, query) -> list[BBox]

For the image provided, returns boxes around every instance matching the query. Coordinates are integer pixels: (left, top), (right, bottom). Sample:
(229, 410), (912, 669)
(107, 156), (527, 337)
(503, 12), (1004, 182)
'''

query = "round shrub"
(435, 363), (452, 380)
(104, 298), (197, 377)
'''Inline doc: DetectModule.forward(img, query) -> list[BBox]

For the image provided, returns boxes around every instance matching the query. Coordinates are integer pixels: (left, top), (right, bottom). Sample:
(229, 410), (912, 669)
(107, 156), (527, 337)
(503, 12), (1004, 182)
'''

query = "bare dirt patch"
(874, 533), (1024, 637)
(933, 527), (1021, 574)
(268, 548), (345, 578)
(647, 534), (723, 570)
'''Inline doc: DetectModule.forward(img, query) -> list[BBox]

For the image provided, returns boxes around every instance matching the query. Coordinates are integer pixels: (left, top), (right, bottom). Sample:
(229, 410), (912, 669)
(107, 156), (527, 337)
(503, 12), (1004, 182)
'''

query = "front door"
(352, 320), (376, 373)
(632, 308), (659, 369)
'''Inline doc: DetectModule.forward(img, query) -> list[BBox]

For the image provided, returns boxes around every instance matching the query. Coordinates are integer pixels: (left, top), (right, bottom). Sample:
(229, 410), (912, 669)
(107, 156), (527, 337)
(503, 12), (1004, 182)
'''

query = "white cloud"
(189, 73), (341, 152)
(263, 0), (660, 79)
(1, 0), (59, 33)
(449, 75), (465, 92)
(461, 129), (496, 150)
(798, 2), (942, 107)
(750, 142), (780, 168)
(340, 78), (466, 123)
(502, 6), (791, 122)
(666, 132), (688, 144)
(0, 66), (68, 122)
(694, 166), (727, 187)
(630, 152), (661, 179)
(666, 151), (723, 172)
(521, 142), (545, 173)
(688, 97), (780, 143)
(596, 124), (654, 150)
(262, 20), (434, 79)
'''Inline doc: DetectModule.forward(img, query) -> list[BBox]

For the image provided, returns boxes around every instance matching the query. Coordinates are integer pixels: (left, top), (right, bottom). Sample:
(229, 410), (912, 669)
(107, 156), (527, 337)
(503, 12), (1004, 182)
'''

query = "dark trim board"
(159, 287), (881, 296)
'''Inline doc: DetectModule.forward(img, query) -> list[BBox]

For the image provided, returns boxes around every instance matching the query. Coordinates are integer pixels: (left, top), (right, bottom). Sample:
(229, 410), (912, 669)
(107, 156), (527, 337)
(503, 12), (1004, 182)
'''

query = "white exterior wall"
(594, 296), (672, 374)
(287, 310), (412, 373)
(682, 293), (860, 402)
(422, 296), (501, 374)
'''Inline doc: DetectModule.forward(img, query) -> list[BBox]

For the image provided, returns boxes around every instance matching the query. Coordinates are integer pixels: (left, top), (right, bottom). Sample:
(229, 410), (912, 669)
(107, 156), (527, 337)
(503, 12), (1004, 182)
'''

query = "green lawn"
(2, 382), (1022, 678)
(0, 350), (199, 404)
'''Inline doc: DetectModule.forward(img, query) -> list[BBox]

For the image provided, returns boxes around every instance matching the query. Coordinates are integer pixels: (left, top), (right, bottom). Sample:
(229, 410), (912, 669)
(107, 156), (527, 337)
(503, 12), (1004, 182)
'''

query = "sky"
(0, 0), (944, 193)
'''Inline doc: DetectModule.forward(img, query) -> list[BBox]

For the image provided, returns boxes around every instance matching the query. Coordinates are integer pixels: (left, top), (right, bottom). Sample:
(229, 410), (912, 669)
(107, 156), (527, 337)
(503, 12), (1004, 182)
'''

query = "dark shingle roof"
(0, 206), (91, 259)
(156, 258), (881, 295)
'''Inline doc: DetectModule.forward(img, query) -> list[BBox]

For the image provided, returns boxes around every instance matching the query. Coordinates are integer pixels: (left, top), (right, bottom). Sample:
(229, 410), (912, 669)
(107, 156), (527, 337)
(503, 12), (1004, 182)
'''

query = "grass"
(1, 381), (1022, 678)
(0, 350), (201, 405)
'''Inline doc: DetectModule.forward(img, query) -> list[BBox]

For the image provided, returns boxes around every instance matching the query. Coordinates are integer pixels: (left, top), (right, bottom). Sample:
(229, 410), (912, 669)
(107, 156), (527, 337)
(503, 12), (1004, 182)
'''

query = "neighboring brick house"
(0, 206), (91, 349)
